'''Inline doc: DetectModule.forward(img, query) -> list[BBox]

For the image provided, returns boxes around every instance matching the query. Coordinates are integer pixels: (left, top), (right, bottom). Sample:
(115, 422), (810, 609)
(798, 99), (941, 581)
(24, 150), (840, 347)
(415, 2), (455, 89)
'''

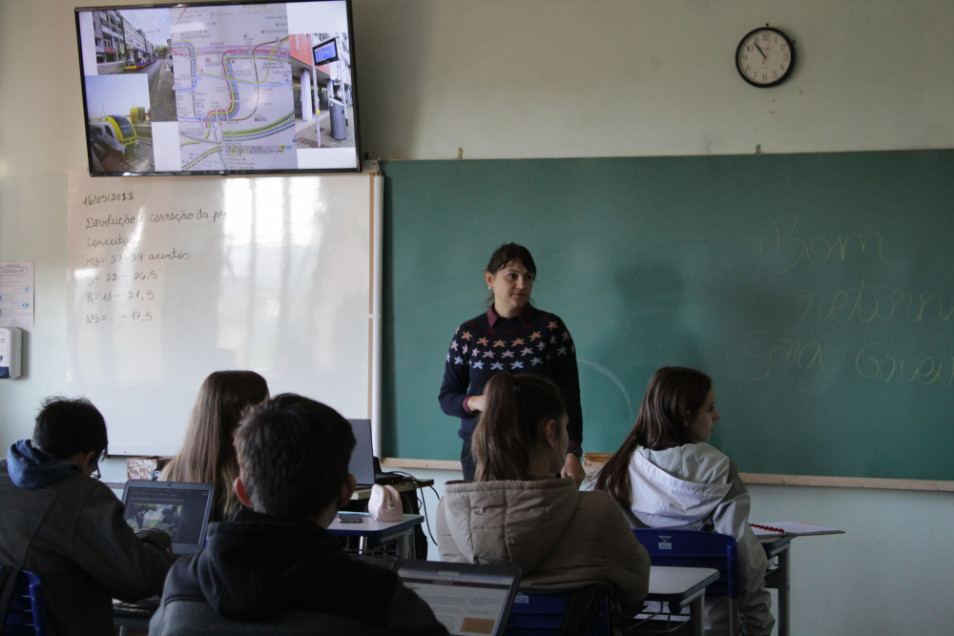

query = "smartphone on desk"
(337, 512), (366, 523)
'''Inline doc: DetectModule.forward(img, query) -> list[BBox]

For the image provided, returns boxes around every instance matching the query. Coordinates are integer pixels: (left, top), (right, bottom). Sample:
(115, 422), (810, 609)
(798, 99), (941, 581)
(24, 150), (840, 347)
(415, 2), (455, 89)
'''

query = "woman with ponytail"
(436, 372), (649, 614)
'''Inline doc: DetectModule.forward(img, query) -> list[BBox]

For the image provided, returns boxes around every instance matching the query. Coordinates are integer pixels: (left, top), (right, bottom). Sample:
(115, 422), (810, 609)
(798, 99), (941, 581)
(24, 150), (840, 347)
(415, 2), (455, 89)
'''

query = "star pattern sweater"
(439, 306), (583, 447)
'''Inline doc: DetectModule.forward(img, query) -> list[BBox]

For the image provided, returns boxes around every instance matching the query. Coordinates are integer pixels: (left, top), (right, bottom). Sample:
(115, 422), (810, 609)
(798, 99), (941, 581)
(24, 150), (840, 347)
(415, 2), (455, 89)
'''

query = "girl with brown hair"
(161, 370), (269, 522)
(437, 372), (649, 614)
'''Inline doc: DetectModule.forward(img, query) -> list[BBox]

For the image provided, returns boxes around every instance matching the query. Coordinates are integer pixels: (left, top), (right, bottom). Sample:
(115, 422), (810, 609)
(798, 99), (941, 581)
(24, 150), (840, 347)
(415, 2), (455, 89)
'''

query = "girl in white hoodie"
(583, 366), (774, 636)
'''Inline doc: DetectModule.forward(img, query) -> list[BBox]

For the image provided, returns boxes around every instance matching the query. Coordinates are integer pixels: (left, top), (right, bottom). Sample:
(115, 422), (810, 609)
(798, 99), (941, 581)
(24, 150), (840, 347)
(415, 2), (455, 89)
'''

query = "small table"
(638, 566), (719, 636)
(327, 513), (424, 559)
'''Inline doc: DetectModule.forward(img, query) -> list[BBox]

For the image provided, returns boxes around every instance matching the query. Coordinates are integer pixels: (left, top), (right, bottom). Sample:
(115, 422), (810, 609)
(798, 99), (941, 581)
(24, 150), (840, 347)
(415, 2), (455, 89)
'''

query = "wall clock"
(735, 26), (795, 88)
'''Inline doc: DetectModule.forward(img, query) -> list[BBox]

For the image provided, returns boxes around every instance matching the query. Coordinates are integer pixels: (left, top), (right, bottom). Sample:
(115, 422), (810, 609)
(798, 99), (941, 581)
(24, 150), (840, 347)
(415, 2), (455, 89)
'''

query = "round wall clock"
(735, 26), (795, 88)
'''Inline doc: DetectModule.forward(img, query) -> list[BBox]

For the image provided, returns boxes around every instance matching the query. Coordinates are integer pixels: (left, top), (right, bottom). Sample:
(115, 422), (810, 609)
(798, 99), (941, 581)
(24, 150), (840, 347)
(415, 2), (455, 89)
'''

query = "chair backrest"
(504, 584), (611, 636)
(633, 528), (738, 598)
(1, 568), (49, 636)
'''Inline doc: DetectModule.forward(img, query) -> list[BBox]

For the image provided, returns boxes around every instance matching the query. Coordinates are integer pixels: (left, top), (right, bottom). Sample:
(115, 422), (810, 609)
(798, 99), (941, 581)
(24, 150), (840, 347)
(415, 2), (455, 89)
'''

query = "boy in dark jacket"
(0, 397), (172, 636)
(149, 393), (448, 635)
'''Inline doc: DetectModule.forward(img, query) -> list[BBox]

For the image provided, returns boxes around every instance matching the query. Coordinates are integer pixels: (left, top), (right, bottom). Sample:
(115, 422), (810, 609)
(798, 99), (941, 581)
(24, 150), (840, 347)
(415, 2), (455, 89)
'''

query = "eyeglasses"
(90, 450), (107, 480)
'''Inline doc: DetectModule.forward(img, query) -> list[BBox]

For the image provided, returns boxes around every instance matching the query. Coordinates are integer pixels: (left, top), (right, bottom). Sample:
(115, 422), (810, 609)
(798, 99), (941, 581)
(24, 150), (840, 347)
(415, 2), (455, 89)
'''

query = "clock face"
(736, 27), (795, 87)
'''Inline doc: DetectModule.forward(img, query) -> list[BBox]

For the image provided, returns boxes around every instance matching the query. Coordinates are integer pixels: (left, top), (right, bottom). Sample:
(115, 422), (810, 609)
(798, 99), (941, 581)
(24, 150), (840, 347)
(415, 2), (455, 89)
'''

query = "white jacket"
(584, 443), (774, 636)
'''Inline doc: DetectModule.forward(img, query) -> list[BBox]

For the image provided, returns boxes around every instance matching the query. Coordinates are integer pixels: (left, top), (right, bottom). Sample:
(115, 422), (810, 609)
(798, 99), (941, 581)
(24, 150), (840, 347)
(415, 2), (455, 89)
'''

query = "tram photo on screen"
(75, 0), (361, 176)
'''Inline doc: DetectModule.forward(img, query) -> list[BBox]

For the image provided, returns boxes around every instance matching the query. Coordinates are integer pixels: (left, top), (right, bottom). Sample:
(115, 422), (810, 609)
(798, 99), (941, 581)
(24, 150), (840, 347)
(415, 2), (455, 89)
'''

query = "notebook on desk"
(393, 559), (521, 636)
(120, 480), (215, 556)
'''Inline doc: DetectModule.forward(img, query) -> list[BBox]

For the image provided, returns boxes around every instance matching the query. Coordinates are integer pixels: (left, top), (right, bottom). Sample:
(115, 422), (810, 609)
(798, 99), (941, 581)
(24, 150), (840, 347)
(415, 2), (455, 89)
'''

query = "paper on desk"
(750, 521), (845, 537)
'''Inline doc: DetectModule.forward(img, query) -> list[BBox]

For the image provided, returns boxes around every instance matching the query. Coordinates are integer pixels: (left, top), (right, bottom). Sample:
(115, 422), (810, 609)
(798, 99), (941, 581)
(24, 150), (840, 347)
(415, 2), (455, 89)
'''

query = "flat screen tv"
(75, 0), (361, 176)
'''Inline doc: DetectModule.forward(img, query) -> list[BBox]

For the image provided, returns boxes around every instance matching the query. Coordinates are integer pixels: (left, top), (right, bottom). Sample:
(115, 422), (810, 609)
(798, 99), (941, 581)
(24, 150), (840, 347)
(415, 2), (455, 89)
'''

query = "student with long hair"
(437, 372), (649, 614)
(161, 370), (269, 522)
(584, 366), (773, 635)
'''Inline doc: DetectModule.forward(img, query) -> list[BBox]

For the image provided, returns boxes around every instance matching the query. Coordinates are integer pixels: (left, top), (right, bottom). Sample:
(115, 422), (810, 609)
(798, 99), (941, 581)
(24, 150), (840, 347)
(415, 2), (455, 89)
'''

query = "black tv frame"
(75, 0), (362, 177)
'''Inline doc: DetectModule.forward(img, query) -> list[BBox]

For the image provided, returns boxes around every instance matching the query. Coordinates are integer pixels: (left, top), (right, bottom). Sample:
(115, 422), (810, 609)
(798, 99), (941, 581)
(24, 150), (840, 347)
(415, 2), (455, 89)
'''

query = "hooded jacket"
(148, 508), (448, 635)
(583, 443), (773, 635)
(0, 440), (172, 636)
(436, 477), (650, 614)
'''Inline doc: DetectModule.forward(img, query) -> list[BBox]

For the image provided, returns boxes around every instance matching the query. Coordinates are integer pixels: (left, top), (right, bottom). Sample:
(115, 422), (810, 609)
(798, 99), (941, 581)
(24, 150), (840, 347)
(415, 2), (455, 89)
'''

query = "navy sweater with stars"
(439, 305), (583, 448)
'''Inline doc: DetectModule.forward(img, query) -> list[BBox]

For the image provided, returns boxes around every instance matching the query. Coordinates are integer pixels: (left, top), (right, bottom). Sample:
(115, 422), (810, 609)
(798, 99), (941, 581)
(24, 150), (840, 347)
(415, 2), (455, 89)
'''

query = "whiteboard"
(67, 171), (380, 455)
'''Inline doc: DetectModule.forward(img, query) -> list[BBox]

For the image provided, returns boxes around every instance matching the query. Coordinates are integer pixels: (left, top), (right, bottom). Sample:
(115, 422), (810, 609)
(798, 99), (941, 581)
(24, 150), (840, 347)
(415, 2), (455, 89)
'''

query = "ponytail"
(473, 373), (565, 481)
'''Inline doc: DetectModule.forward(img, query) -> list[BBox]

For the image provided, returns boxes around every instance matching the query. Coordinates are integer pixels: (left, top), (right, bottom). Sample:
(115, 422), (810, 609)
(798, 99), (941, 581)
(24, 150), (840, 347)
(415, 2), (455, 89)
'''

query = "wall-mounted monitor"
(75, 0), (361, 176)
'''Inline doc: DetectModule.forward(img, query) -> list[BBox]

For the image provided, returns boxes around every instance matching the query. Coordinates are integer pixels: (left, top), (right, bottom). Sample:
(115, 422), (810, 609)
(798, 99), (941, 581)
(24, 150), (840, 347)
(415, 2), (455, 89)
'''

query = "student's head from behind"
(33, 396), (108, 477)
(232, 393), (355, 522)
(191, 370), (270, 445)
(635, 366), (717, 447)
(472, 372), (567, 481)
(594, 367), (717, 506)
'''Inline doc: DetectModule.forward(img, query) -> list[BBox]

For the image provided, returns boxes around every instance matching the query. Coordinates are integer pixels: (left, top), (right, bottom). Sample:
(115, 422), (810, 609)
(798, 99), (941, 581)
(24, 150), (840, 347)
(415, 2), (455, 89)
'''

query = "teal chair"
(0, 567), (49, 636)
(504, 583), (612, 636)
(632, 529), (738, 636)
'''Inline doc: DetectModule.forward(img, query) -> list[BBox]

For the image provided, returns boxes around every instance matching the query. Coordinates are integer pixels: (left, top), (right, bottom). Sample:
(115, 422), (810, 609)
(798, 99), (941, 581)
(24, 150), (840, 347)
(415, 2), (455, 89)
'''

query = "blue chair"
(632, 528), (738, 636)
(0, 568), (49, 636)
(505, 583), (611, 636)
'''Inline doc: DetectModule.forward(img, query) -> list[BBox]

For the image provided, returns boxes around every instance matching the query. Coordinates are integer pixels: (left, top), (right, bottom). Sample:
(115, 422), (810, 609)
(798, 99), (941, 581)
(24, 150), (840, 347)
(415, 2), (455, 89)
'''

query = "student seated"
(149, 393), (449, 636)
(436, 372), (650, 615)
(582, 366), (774, 636)
(160, 370), (270, 522)
(0, 397), (173, 636)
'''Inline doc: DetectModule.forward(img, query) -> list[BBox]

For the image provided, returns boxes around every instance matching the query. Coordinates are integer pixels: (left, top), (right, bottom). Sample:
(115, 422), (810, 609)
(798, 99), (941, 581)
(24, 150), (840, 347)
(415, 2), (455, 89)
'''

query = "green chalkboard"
(381, 150), (954, 482)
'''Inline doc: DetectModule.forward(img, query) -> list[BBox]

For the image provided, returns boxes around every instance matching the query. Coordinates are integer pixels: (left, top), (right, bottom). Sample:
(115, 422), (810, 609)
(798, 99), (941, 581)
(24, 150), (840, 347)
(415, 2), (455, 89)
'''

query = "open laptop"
(120, 480), (215, 557)
(392, 560), (521, 636)
(348, 418), (405, 487)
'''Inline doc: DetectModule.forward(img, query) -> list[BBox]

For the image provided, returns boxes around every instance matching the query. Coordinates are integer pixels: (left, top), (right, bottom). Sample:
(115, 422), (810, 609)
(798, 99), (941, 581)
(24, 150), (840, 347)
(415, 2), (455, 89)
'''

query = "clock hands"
(753, 42), (768, 61)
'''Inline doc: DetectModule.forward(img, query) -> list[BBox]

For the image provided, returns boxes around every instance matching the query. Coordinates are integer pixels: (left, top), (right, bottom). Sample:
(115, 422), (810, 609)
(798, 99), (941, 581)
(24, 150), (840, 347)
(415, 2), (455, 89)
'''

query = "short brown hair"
(233, 393), (355, 518)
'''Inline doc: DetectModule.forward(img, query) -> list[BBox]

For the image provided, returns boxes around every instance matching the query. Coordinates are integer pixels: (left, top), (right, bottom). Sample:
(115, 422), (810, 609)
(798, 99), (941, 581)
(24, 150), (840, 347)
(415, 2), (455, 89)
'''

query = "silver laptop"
(393, 559), (522, 636)
(120, 480), (215, 556)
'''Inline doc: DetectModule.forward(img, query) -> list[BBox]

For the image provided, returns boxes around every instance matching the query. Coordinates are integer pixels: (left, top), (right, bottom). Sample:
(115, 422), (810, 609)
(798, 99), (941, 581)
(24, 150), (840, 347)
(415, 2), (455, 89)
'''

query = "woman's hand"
(562, 453), (585, 486)
(466, 394), (486, 413)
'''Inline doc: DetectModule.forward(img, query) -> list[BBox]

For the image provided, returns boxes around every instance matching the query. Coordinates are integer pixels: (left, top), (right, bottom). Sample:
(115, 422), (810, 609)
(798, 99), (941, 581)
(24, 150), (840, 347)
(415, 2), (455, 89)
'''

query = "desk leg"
(776, 546), (790, 636)
(689, 593), (705, 636)
(359, 536), (369, 554)
(399, 530), (416, 560)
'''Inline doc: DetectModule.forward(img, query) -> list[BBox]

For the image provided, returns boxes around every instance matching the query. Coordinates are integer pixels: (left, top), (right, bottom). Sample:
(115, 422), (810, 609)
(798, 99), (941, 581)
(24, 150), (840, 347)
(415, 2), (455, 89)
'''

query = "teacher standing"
(439, 243), (585, 484)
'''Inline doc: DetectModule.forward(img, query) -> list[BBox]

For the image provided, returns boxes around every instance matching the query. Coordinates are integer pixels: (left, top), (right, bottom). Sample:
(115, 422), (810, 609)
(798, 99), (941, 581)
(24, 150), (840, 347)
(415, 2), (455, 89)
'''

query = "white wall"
(2, 1), (953, 635)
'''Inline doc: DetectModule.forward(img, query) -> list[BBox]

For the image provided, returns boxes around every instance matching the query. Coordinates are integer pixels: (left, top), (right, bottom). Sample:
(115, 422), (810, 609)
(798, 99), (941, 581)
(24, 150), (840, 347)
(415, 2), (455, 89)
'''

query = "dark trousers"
(460, 438), (476, 482)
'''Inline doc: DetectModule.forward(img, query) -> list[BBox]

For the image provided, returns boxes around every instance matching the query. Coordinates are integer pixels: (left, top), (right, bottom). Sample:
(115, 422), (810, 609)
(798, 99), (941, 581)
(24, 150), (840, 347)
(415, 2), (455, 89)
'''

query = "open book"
(750, 521), (845, 538)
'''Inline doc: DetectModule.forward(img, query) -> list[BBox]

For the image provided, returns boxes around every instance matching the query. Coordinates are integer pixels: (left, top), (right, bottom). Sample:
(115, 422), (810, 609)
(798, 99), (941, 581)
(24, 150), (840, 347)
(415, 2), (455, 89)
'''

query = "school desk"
(350, 478), (434, 500)
(638, 566), (720, 636)
(328, 512), (425, 559)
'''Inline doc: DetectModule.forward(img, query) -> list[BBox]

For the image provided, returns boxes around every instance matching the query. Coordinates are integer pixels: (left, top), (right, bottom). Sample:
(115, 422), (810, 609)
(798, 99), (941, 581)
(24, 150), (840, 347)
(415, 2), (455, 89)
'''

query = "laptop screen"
(393, 560), (521, 636)
(121, 480), (215, 555)
(347, 418), (377, 486)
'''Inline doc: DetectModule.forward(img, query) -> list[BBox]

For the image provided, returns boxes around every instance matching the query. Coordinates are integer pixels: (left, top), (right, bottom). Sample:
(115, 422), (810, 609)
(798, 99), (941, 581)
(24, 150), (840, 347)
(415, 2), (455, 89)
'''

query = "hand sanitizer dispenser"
(0, 327), (22, 378)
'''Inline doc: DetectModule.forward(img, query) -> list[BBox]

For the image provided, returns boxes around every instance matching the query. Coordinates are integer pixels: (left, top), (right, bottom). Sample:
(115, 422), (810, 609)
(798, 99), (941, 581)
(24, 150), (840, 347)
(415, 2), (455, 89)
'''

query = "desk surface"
(646, 566), (719, 603)
(327, 513), (424, 537)
(351, 478), (434, 500)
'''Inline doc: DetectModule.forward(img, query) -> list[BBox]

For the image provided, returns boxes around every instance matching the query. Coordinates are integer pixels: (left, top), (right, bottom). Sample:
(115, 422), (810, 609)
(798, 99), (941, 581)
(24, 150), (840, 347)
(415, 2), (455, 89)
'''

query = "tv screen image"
(75, 0), (361, 176)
